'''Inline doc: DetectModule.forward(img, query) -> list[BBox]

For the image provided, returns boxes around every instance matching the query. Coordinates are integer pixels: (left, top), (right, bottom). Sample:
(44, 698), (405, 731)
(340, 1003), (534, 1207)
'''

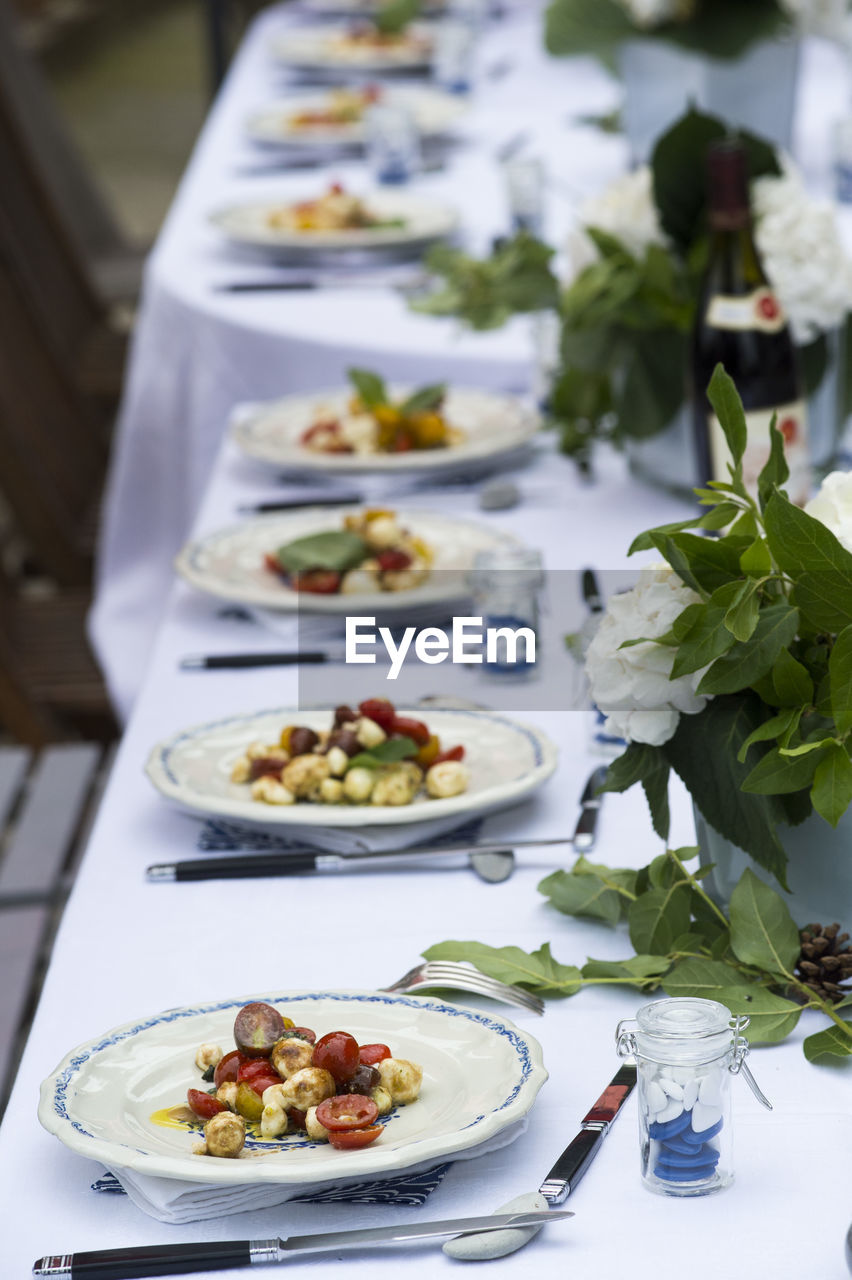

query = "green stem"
(666, 848), (729, 928)
(789, 977), (852, 1034)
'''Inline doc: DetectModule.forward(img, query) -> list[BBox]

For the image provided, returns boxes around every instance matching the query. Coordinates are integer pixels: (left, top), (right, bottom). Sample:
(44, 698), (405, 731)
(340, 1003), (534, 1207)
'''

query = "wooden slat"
(0, 743), (100, 899)
(0, 746), (29, 831)
(0, 903), (50, 1095)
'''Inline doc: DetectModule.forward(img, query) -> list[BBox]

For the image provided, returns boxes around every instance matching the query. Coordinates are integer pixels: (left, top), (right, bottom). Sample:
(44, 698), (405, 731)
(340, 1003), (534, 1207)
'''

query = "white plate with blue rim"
(38, 990), (548, 1186)
(144, 705), (558, 829)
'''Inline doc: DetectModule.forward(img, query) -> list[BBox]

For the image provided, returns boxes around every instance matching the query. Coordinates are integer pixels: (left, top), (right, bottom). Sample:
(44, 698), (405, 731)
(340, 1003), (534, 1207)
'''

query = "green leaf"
(599, 743), (664, 794)
(662, 531), (744, 596)
(374, 0), (419, 34)
(582, 955), (671, 990)
(663, 959), (801, 1043)
(736, 707), (800, 763)
(538, 867), (623, 926)
(662, 695), (788, 883)
(669, 583), (741, 678)
(398, 383), (446, 415)
(764, 490), (852, 633)
(829, 624), (852, 735)
(612, 330), (689, 442)
(803, 1022), (852, 1062)
(629, 519), (702, 555)
(728, 868), (799, 976)
(697, 603), (799, 695)
(347, 367), (388, 407)
(275, 530), (368, 574)
(811, 742), (852, 827)
(664, 956), (751, 995)
(757, 415), (789, 509)
(742, 744), (825, 795)
(628, 883), (692, 954)
(642, 757), (671, 840)
(421, 940), (582, 997)
(724, 579), (760, 643)
(347, 736), (418, 769)
(544, 0), (632, 60)
(772, 648), (814, 709)
(739, 538), (773, 576)
(707, 364), (747, 466)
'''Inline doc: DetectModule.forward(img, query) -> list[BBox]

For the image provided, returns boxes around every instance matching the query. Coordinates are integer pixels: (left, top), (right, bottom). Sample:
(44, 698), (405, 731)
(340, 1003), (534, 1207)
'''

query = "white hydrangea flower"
(752, 167), (852, 344)
(804, 469), (852, 553)
(565, 167), (667, 277)
(585, 565), (708, 746)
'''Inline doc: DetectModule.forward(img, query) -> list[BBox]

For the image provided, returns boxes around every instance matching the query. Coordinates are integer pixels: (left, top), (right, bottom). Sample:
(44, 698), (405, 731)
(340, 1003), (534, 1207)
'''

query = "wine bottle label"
(707, 399), (811, 505)
(706, 287), (787, 334)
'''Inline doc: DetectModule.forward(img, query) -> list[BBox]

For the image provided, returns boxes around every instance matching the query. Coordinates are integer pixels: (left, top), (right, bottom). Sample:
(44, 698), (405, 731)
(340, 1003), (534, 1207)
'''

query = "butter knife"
(572, 765), (608, 852)
(33, 1210), (573, 1279)
(539, 1061), (637, 1203)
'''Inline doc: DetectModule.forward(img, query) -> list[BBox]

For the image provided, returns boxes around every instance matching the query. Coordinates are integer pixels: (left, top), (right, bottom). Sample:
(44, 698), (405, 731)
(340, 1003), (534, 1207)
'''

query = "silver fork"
(382, 961), (545, 1016)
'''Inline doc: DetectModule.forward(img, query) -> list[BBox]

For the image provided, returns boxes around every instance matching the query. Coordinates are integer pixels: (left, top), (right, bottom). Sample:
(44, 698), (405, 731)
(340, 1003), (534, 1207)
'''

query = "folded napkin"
(90, 1120), (528, 1224)
(197, 815), (485, 855)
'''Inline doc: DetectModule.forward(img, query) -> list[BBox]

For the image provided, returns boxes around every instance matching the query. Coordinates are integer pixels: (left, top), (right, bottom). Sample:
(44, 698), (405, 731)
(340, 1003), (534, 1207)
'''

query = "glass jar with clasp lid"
(616, 997), (772, 1197)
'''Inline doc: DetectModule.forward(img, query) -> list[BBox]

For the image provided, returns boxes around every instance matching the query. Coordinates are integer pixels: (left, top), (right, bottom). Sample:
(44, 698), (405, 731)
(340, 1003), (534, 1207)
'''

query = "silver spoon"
(470, 848), (515, 883)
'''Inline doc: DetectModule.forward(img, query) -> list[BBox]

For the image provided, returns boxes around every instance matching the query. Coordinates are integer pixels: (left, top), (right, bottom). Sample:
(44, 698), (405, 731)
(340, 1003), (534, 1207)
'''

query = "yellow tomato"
(408, 412), (448, 448)
(279, 726), (295, 751)
(416, 734), (441, 767)
(373, 404), (402, 429)
(364, 507), (395, 522)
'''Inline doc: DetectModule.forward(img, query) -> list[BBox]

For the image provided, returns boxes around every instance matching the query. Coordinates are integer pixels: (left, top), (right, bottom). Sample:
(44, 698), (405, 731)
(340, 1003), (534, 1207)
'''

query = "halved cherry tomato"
(432, 745), (465, 765)
(252, 1074), (283, 1099)
(358, 1043), (392, 1066)
(234, 1002), (286, 1057)
(214, 1049), (251, 1088)
(327, 1125), (383, 1150)
(313, 1031), (360, 1083)
(291, 1026), (317, 1044)
(289, 1108), (307, 1130)
(264, 553), (285, 579)
(238, 1060), (280, 1085)
(293, 569), (342, 595)
(390, 715), (430, 746)
(316, 1094), (379, 1132)
(358, 698), (396, 733)
(187, 1089), (226, 1120)
(376, 549), (412, 572)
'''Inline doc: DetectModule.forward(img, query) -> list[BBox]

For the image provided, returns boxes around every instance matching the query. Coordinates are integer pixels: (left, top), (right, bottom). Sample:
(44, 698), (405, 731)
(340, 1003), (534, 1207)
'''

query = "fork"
(383, 961), (545, 1015)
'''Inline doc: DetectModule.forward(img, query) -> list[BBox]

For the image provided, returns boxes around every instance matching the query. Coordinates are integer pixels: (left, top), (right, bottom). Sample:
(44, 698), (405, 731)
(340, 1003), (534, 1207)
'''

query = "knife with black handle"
(571, 765), (608, 852)
(539, 1061), (637, 1203)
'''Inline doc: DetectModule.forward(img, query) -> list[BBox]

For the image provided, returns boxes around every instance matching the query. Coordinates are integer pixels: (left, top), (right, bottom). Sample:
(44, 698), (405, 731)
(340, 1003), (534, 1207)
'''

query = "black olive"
(336, 1065), (380, 1096)
(327, 728), (361, 757)
(288, 727), (319, 757)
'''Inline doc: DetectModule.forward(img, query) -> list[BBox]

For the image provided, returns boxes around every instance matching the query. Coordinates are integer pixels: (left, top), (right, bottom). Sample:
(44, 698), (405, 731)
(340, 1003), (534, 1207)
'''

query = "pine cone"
(793, 923), (852, 1003)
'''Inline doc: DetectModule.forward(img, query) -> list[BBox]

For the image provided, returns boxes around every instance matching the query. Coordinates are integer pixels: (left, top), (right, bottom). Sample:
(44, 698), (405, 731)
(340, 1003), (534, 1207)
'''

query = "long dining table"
(6, 1), (852, 1276)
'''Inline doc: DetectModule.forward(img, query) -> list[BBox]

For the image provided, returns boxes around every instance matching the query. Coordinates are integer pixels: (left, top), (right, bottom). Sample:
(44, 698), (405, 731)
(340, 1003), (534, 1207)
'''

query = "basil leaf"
(374, 0), (419, 34)
(348, 736), (418, 769)
(398, 383), (446, 415)
(275, 531), (368, 574)
(347, 367), (388, 408)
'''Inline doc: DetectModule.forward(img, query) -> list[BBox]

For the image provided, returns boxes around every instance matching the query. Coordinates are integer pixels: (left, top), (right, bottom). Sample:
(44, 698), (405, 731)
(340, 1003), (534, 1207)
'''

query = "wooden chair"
(0, 0), (145, 303)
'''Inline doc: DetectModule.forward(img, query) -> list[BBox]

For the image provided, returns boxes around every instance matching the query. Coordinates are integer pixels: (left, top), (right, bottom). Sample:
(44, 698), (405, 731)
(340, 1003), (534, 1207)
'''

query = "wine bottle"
(691, 139), (811, 502)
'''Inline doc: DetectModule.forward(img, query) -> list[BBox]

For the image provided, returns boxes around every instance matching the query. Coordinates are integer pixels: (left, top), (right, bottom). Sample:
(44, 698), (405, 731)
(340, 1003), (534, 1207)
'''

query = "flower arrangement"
(545, 0), (847, 61)
(413, 110), (852, 468)
(589, 364), (852, 880)
(420, 368), (852, 1064)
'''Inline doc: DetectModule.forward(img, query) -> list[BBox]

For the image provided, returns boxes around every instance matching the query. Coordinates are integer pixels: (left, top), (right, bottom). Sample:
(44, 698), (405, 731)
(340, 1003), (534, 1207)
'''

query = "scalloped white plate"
(39, 990), (547, 1185)
(174, 507), (519, 612)
(246, 87), (465, 148)
(231, 388), (539, 476)
(270, 24), (435, 73)
(145, 705), (558, 828)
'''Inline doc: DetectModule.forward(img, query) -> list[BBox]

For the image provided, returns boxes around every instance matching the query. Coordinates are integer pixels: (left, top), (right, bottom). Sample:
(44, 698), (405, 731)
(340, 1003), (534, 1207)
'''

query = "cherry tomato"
(248, 756), (285, 781)
(187, 1089), (226, 1120)
(327, 1125), (383, 1150)
(264, 553), (285, 579)
(432, 745), (465, 765)
(289, 1108), (308, 1130)
(358, 698), (396, 733)
(293, 569), (342, 594)
(313, 1032), (360, 1083)
(291, 1026), (317, 1044)
(234, 1002), (287, 1058)
(390, 715), (430, 746)
(359, 1043), (392, 1066)
(214, 1049), (251, 1088)
(252, 1074), (283, 1099)
(238, 1060), (280, 1086)
(392, 434), (413, 453)
(415, 734), (440, 768)
(376, 549), (412, 572)
(316, 1094), (379, 1132)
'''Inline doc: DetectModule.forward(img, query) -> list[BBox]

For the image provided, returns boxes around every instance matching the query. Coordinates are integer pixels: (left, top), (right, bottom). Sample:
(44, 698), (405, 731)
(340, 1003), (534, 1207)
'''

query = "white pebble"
(442, 1192), (551, 1261)
(682, 1079), (699, 1109)
(646, 1081), (667, 1114)
(659, 1077), (684, 1100)
(698, 1074), (723, 1107)
(657, 1100), (684, 1123)
(691, 1102), (722, 1133)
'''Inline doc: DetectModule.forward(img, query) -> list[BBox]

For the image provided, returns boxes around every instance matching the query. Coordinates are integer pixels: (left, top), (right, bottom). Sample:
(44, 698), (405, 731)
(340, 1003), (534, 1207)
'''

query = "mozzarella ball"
(215, 1082), (238, 1111)
(376, 1058), (423, 1104)
(271, 1037), (314, 1079)
(355, 716), (387, 749)
(371, 769), (417, 807)
(279, 1067), (336, 1111)
(251, 776), (295, 805)
(425, 761), (469, 799)
(229, 757), (250, 784)
(305, 1105), (330, 1142)
(341, 568), (380, 594)
(260, 1098), (289, 1140)
(371, 1086), (393, 1116)
(247, 741), (277, 760)
(194, 1043), (223, 1072)
(343, 766), (376, 803)
(204, 1111), (246, 1158)
(365, 516), (401, 549)
(320, 777), (345, 804)
(381, 569), (423, 593)
(325, 746), (350, 778)
(281, 754), (330, 799)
